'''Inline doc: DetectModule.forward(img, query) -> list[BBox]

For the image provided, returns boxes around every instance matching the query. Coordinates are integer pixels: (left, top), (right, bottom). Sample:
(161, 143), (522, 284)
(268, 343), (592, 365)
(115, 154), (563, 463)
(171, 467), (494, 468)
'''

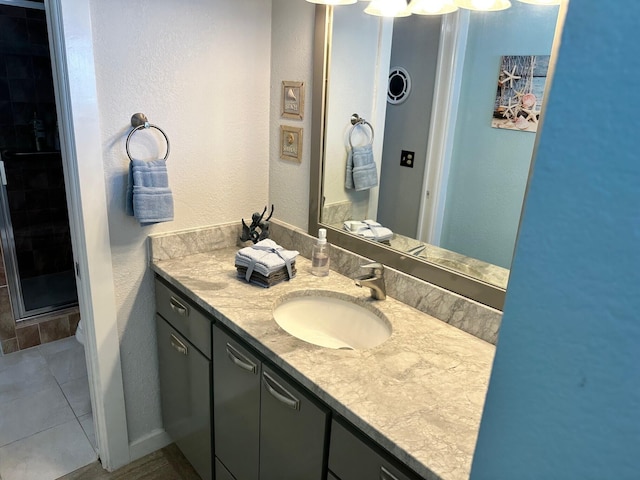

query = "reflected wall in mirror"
(314, 2), (564, 307)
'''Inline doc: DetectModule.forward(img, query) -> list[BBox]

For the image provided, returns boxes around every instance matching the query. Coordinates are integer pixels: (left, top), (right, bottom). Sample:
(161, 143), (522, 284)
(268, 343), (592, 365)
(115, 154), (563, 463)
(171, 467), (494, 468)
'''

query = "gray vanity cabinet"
(214, 458), (237, 480)
(259, 365), (329, 480)
(212, 323), (329, 480)
(212, 325), (261, 480)
(155, 277), (424, 480)
(328, 419), (420, 480)
(155, 279), (212, 480)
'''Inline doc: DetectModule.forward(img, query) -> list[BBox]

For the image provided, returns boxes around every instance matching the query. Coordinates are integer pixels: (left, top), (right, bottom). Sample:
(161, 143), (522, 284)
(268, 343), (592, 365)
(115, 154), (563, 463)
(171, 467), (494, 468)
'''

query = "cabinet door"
(329, 419), (420, 480)
(155, 279), (211, 358)
(215, 457), (237, 480)
(156, 316), (212, 480)
(259, 366), (329, 480)
(213, 325), (261, 480)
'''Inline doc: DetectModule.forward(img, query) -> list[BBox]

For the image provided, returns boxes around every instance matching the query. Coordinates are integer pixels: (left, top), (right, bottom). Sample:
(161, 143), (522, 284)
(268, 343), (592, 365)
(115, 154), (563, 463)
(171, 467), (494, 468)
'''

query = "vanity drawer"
(155, 278), (211, 358)
(329, 418), (421, 480)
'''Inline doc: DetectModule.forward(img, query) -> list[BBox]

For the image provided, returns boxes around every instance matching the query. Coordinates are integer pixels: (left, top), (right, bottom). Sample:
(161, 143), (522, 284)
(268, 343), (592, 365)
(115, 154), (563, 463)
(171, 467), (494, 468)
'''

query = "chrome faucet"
(354, 262), (386, 300)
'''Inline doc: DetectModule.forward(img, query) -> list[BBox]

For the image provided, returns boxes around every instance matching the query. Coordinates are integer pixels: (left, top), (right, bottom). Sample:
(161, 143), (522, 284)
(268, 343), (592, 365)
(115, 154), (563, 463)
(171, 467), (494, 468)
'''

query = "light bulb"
(305, 0), (357, 5)
(409, 0), (458, 14)
(472, 0), (493, 8)
(455, 0), (511, 11)
(517, 0), (560, 4)
(365, 0), (412, 17)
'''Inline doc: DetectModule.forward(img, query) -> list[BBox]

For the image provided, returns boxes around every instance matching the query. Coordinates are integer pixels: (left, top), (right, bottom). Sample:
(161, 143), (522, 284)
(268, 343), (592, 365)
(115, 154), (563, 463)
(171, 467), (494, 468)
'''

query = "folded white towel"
(342, 220), (393, 242)
(235, 239), (299, 280)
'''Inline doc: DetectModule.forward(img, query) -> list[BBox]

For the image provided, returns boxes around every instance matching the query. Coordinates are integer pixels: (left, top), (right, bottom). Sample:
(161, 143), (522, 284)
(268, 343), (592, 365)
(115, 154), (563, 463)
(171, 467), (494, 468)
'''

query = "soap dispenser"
(311, 228), (330, 277)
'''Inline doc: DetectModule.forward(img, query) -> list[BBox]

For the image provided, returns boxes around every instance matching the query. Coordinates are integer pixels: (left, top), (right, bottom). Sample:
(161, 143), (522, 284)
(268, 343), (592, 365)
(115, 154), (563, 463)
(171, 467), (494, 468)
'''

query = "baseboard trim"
(128, 429), (172, 463)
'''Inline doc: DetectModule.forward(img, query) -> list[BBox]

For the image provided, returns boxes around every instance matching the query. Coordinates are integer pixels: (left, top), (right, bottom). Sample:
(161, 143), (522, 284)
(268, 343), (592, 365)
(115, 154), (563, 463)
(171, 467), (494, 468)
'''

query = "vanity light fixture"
(305, 0), (357, 5)
(516, 0), (560, 4)
(454, 0), (512, 11)
(409, 0), (458, 15)
(364, 0), (412, 17)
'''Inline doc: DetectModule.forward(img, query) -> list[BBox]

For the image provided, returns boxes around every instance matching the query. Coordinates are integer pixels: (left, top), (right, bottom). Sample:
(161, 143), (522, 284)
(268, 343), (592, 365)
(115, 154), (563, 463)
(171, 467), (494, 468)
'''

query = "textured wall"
(472, 2), (640, 478)
(269, 0), (315, 231)
(441, 2), (558, 268)
(90, 0), (271, 443)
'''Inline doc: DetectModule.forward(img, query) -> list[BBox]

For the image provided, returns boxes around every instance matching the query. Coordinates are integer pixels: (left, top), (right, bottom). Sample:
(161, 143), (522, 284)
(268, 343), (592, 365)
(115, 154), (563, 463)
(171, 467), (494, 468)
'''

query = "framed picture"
(280, 125), (302, 163)
(281, 81), (304, 120)
(492, 55), (550, 133)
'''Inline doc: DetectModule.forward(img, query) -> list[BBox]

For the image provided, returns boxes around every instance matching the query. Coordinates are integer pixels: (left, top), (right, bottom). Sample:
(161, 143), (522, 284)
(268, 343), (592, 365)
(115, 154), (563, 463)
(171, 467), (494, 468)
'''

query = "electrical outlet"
(400, 150), (415, 168)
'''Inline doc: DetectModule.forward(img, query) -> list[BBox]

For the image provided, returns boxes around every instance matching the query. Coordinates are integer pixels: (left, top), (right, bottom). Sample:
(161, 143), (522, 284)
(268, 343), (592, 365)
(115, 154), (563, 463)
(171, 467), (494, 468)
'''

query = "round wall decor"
(387, 66), (411, 105)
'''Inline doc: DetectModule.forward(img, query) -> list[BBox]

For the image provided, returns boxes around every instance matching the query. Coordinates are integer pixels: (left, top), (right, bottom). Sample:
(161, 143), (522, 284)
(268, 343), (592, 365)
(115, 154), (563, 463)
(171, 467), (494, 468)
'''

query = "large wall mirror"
(309, 2), (567, 310)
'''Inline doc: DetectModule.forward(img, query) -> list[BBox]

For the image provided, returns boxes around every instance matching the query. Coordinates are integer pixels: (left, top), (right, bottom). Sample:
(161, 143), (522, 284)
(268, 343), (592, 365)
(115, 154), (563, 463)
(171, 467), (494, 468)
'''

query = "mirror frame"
(308, 4), (567, 311)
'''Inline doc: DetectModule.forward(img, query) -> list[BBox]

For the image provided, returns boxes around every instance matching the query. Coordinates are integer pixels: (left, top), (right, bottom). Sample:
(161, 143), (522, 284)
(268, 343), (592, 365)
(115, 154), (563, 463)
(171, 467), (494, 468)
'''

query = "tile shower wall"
(4, 151), (73, 280)
(0, 4), (57, 152)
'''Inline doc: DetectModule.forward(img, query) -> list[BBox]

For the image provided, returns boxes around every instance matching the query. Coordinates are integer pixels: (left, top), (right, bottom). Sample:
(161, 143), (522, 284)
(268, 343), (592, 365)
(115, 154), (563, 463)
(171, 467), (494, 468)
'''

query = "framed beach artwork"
(281, 81), (304, 120)
(280, 125), (302, 163)
(492, 55), (550, 133)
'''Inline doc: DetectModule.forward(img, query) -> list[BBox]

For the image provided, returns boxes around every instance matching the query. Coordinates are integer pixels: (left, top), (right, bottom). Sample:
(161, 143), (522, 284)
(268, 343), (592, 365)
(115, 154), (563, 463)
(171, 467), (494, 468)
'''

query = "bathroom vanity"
(152, 246), (494, 480)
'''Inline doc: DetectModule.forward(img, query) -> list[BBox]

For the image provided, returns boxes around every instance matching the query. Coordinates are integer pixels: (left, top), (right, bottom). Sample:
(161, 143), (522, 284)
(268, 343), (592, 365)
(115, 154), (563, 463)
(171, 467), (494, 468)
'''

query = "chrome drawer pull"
(262, 372), (300, 410)
(170, 334), (188, 356)
(169, 296), (189, 317)
(380, 466), (400, 480)
(225, 343), (257, 374)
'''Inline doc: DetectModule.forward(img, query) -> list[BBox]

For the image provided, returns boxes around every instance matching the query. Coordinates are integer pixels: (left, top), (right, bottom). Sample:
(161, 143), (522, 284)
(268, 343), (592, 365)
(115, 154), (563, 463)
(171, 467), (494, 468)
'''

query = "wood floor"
(56, 444), (201, 480)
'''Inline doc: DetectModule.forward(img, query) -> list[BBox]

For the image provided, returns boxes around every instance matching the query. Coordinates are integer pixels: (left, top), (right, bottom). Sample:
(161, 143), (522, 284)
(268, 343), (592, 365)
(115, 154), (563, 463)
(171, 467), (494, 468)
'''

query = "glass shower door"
(0, 150), (78, 319)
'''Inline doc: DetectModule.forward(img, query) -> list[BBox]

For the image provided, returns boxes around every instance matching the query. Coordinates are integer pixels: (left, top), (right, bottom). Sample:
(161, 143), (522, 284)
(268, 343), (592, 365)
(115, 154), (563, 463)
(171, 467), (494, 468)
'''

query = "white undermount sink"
(273, 291), (392, 350)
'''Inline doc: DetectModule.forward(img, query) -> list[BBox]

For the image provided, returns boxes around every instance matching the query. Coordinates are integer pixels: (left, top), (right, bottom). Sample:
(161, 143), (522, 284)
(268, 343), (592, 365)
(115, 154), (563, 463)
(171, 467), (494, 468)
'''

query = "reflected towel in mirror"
(343, 220), (393, 242)
(345, 144), (378, 191)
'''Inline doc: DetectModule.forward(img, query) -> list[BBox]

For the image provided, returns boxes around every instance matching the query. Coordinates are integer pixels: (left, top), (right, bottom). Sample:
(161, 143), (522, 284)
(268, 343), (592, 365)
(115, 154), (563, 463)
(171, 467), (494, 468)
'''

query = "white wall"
(269, 0), (316, 230)
(89, 0), (271, 444)
(471, 1), (640, 477)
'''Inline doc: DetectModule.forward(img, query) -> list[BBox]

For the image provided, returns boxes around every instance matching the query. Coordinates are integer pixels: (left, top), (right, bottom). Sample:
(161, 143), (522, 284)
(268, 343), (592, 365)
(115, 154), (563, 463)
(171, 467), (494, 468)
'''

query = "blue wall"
(441, 3), (558, 268)
(471, 1), (640, 478)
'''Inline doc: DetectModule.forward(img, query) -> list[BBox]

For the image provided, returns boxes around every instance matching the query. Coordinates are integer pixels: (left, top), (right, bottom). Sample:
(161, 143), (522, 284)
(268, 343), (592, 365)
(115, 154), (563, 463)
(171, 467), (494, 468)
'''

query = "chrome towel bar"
(348, 113), (374, 148)
(126, 112), (170, 162)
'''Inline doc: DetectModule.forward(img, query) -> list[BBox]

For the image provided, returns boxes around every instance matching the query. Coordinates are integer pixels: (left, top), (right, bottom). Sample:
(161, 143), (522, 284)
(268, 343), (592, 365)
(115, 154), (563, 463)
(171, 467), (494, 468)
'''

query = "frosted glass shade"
(364, 0), (412, 17)
(517, 0), (560, 4)
(305, 0), (357, 5)
(455, 0), (511, 11)
(409, 0), (458, 14)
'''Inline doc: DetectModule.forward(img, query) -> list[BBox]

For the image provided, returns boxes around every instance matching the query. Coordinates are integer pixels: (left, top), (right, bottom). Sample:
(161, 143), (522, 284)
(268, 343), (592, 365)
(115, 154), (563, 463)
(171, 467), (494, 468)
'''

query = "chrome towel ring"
(348, 113), (374, 149)
(126, 113), (170, 162)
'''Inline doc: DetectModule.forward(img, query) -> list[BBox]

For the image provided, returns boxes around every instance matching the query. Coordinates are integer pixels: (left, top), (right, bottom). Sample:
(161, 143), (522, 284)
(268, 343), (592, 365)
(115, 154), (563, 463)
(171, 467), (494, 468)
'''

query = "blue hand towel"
(345, 144), (378, 191)
(126, 158), (174, 226)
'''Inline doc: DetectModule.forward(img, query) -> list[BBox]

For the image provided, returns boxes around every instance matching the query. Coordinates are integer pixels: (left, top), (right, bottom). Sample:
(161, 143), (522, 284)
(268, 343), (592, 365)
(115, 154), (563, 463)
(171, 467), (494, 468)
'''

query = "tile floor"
(0, 336), (97, 480)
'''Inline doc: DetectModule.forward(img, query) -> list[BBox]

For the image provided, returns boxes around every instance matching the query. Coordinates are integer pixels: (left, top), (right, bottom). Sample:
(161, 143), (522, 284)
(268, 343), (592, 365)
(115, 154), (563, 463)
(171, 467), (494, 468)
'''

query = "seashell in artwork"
(515, 115), (529, 130)
(521, 93), (537, 109)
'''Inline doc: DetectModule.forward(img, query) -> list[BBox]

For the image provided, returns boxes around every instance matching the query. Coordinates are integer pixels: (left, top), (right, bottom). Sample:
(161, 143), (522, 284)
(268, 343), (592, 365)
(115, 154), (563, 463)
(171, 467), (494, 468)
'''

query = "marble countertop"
(152, 247), (495, 480)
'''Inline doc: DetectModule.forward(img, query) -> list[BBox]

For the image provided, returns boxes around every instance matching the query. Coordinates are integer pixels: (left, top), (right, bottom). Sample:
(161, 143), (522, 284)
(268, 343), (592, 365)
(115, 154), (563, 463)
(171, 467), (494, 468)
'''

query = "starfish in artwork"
(513, 89), (526, 101)
(500, 97), (519, 120)
(501, 66), (521, 89)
